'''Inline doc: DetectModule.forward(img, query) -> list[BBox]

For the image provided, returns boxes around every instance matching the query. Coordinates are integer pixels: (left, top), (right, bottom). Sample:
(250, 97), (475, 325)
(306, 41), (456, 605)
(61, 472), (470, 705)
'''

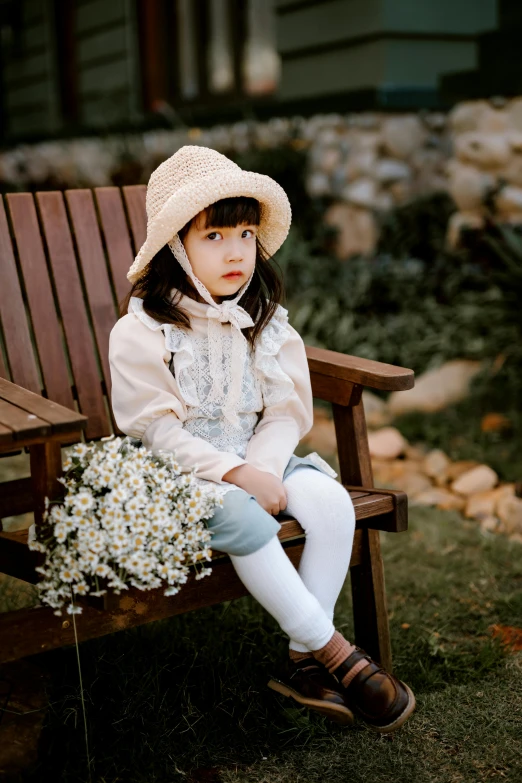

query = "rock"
(446, 460), (480, 482)
(396, 472), (433, 497)
(449, 100), (491, 134)
(447, 211), (485, 248)
(371, 459), (397, 485)
(368, 427), (407, 460)
(374, 158), (412, 184)
(371, 457), (425, 486)
(454, 132), (511, 169)
(466, 490), (499, 520)
(382, 116), (425, 159)
(388, 360), (482, 416)
(424, 112), (447, 132)
(342, 177), (377, 209)
(412, 488), (466, 511)
(480, 516), (502, 534)
(324, 202), (377, 258)
(314, 145), (343, 175)
(507, 97), (522, 132)
(465, 484), (514, 520)
(362, 390), (391, 429)
(344, 149), (376, 181)
(387, 459), (425, 480)
(452, 465), (499, 496)
(501, 133), (522, 187)
(404, 444), (429, 462)
(477, 108), (509, 134)
(447, 162), (494, 211)
(423, 449), (451, 480)
(302, 409), (336, 455)
(306, 172), (331, 197)
(497, 495), (522, 535)
(495, 185), (522, 215)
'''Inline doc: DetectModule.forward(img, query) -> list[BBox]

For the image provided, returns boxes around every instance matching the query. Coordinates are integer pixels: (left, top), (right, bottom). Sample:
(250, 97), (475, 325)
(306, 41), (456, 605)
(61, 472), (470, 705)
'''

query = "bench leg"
(350, 528), (392, 673)
(29, 442), (63, 527)
(333, 399), (394, 673)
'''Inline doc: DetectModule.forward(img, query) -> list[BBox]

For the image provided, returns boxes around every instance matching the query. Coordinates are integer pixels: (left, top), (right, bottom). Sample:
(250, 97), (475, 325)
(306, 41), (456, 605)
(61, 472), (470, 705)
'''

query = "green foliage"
(377, 191), (456, 263)
(278, 226), (521, 377)
(34, 508), (522, 782)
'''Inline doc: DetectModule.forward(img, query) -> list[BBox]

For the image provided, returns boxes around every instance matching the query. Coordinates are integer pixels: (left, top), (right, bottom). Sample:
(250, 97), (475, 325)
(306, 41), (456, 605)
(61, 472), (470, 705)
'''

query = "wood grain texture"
(122, 185), (147, 252)
(37, 191), (111, 440)
(0, 399), (50, 439)
(333, 400), (374, 487)
(6, 194), (74, 409)
(307, 345), (414, 392)
(95, 188), (134, 304)
(351, 528), (392, 672)
(0, 198), (41, 393)
(0, 478), (33, 518)
(0, 378), (87, 433)
(66, 189), (118, 406)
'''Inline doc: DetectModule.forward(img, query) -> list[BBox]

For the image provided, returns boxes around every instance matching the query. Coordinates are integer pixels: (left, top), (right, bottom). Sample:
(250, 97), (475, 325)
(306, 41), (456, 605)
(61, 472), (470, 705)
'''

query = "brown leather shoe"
(332, 647), (416, 733)
(268, 658), (355, 725)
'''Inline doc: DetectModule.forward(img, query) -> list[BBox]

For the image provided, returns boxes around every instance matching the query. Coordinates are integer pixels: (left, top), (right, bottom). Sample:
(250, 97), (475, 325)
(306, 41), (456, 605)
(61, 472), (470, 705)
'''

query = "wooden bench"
(0, 186), (414, 674)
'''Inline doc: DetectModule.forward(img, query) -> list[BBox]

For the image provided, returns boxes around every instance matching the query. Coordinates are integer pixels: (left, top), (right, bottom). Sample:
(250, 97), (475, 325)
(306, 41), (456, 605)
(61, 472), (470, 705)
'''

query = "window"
(138, 0), (280, 114)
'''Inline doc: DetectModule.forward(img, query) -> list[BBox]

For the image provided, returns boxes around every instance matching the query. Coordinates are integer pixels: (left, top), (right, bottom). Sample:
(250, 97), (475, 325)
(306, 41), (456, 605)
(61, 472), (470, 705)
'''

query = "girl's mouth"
(222, 271), (243, 280)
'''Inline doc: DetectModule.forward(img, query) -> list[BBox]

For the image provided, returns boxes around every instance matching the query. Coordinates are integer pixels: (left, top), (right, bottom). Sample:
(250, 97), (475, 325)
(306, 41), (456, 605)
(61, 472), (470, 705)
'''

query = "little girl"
(109, 145), (415, 732)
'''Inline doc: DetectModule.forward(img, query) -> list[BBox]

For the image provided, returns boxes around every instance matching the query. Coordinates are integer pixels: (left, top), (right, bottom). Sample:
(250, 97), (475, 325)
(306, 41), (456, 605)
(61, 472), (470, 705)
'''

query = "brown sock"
(312, 631), (369, 688)
(289, 649), (312, 663)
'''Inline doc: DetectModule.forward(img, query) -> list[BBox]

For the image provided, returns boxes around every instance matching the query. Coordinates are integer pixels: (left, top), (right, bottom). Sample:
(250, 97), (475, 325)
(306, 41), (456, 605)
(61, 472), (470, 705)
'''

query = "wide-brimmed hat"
(127, 145), (292, 284)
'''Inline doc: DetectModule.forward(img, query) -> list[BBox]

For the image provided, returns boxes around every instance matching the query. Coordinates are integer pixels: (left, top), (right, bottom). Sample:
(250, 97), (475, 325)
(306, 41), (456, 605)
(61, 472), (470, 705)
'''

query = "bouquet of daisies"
(28, 435), (220, 615)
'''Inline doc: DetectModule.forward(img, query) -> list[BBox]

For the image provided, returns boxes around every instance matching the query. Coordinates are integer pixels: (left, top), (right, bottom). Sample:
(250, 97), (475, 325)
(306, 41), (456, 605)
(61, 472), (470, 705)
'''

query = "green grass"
(20, 506), (522, 783)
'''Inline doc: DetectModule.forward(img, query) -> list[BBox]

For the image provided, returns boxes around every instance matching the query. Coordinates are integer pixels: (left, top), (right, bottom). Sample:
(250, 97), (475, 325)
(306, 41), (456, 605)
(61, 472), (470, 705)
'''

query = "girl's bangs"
(203, 197), (260, 228)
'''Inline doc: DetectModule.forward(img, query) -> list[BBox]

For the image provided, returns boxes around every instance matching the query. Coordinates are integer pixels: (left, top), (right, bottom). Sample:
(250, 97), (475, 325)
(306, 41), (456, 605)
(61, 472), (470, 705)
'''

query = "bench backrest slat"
(6, 193), (75, 410)
(95, 187), (135, 304)
(66, 189), (119, 412)
(123, 185), (147, 252)
(0, 199), (41, 393)
(37, 191), (112, 440)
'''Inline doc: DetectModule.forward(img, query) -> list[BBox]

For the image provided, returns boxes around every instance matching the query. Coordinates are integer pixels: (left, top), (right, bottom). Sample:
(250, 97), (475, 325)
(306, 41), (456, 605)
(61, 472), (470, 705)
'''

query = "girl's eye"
(206, 231), (222, 240)
(242, 229), (255, 238)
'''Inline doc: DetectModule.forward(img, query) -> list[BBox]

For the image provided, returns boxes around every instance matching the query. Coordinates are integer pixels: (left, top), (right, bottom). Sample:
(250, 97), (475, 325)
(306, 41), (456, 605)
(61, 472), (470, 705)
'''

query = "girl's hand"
(222, 464), (287, 516)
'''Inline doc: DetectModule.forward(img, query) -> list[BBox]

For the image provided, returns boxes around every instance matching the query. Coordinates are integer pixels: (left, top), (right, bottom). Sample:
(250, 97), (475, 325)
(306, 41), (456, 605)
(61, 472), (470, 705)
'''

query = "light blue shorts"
(207, 454), (336, 557)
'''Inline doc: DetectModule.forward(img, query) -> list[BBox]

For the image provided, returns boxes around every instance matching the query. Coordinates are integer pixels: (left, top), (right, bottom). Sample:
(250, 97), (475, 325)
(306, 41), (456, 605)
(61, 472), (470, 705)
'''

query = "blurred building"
(0, 0), (500, 144)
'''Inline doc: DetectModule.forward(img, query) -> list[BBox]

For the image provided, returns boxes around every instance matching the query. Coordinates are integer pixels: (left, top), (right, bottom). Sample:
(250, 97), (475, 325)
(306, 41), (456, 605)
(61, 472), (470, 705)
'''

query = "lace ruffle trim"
(129, 296), (199, 407)
(255, 305), (294, 407)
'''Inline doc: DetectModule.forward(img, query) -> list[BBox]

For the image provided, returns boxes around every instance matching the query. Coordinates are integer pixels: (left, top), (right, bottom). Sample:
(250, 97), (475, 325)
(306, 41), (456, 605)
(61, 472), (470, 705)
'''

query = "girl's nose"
(225, 238), (243, 262)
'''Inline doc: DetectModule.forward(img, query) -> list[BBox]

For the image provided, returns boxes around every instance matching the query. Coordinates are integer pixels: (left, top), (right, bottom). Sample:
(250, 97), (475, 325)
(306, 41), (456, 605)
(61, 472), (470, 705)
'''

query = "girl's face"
(182, 210), (258, 301)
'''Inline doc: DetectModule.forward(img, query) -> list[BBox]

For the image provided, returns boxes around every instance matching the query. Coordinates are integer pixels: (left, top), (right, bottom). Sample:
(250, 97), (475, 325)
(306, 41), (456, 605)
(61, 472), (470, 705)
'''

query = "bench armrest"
(306, 345), (414, 393)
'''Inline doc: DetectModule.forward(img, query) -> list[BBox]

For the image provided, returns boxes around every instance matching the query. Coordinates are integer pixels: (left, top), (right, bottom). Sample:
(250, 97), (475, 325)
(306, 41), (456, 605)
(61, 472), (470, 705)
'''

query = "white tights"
(229, 467), (356, 652)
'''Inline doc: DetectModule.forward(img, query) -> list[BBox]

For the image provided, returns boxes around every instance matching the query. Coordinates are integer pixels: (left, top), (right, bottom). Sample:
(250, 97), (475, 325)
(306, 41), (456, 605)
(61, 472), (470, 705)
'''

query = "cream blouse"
(108, 293), (314, 491)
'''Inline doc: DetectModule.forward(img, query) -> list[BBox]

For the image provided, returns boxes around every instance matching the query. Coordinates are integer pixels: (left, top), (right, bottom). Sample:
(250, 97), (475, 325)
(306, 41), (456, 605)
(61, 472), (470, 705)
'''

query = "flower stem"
(70, 588), (93, 783)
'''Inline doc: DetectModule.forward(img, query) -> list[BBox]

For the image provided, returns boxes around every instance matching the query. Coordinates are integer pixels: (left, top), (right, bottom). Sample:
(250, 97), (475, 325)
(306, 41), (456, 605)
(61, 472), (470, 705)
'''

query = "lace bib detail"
(176, 335), (263, 459)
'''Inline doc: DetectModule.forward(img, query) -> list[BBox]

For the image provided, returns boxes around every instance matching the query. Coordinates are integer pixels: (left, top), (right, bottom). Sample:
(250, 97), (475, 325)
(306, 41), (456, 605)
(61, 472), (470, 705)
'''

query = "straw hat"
(127, 145), (292, 284)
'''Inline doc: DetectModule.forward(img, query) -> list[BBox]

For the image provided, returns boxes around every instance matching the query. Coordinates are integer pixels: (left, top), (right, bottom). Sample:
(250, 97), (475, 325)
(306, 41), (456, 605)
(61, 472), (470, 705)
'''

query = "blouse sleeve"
(245, 322), (314, 480)
(109, 314), (246, 482)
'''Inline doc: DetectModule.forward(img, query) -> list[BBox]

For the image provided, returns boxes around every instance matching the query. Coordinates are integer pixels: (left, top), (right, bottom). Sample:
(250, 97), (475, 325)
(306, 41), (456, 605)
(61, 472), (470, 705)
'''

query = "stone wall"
(1, 98), (522, 256)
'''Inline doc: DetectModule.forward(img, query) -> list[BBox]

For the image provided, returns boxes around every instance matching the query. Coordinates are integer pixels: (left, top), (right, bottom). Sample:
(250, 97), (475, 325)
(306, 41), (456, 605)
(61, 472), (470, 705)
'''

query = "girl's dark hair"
(120, 196), (284, 346)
